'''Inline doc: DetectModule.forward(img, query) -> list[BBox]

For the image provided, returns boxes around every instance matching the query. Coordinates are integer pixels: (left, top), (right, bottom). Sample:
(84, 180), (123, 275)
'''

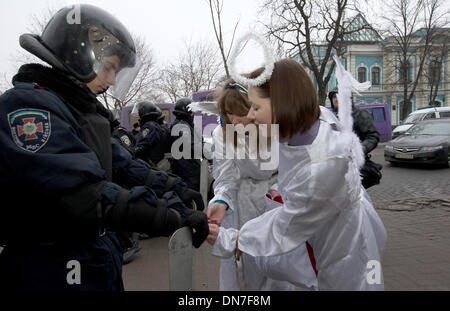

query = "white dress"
(209, 126), (316, 291)
(211, 107), (387, 291)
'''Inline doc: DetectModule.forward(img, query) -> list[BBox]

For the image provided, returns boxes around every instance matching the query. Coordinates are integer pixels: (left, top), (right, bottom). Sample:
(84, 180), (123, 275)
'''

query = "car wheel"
(389, 161), (398, 167)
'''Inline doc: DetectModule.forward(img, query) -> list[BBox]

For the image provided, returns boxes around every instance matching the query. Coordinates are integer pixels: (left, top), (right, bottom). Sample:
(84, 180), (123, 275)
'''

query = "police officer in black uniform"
(134, 101), (172, 169)
(112, 118), (136, 156)
(109, 113), (142, 263)
(170, 98), (202, 192)
(328, 88), (382, 188)
(0, 4), (208, 291)
(132, 122), (141, 137)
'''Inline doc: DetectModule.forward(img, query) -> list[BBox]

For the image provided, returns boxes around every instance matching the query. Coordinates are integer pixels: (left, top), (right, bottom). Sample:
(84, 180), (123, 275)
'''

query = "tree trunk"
(318, 85), (328, 106)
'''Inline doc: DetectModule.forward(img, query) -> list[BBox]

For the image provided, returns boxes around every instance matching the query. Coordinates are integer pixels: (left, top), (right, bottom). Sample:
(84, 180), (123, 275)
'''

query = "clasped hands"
(206, 190), (280, 246)
(205, 202), (225, 245)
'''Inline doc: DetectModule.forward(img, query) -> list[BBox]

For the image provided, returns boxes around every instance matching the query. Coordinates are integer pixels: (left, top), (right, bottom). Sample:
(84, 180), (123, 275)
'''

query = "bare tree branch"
(206, 0), (240, 79)
(0, 73), (13, 94)
(99, 35), (161, 112)
(382, 0), (448, 118)
(156, 40), (223, 102)
(261, 0), (366, 105)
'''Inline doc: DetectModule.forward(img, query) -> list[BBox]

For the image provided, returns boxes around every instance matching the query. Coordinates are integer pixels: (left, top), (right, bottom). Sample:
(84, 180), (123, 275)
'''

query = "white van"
(392, 107), (450, 139)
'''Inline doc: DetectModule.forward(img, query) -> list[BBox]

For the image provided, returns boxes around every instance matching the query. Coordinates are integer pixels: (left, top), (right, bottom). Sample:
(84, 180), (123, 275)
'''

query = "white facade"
(296, 14), (450, 126)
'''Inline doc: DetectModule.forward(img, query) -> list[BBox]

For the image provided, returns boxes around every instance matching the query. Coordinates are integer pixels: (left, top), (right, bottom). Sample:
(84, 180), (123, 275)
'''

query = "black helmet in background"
(328, 87), (355, 112)
(137, 101), (164, 124)
(19, 4), (141, 101)
(173, 98), (193, 119)
(328, 87), (338, 112)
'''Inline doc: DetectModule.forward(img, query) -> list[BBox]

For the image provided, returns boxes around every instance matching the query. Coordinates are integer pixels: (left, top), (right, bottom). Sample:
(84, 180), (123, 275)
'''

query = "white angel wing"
(188, 101), (220, 116)
(333, 55), (371, 133)
(332, 55), (370, 201)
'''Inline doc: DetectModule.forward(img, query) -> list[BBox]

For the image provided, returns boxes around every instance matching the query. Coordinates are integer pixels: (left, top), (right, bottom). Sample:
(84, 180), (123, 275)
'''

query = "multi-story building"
(294, 14), (449, 126)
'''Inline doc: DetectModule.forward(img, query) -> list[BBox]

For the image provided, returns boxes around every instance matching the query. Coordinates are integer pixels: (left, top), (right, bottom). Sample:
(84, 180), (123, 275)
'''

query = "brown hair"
(248, 58), (320, 139)
(216, 79), (251, 122)
(216, 79), (252, 145)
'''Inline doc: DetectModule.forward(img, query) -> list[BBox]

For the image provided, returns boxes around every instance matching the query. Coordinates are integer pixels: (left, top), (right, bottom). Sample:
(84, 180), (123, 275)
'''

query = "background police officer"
(0, 4), (208, 291)
(111, 115), (137, 156)
(132, 122), (141, 138)
(134, 101), (172, 170)
(170, 98), (202, 192)
(328, 88), (382, 188)
(108, 111), (141, 263)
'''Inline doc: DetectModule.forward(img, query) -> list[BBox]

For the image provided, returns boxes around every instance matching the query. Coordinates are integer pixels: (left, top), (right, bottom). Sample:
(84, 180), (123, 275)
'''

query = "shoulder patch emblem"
(142, 128), (149, 138)
(120, 135), (131, 146)
(8, 109), (51, 153)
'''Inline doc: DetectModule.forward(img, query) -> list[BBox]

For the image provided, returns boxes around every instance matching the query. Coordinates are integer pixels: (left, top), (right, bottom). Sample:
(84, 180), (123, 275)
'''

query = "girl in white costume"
(206, 80), (317, 291)
(207, 58), (387, 291)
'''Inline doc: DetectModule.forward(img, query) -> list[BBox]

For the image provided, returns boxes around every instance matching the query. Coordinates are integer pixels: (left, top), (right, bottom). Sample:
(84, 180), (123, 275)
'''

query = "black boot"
(123, 240), (142, 265)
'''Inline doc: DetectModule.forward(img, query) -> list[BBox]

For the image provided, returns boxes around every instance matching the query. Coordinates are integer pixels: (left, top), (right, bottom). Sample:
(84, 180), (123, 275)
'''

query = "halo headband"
(229, 32), (275, 88)
(225, 82), (248, 95)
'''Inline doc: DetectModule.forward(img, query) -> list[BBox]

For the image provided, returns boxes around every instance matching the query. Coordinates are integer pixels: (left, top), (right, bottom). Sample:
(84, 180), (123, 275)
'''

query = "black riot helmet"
(328, 87), (339, 112)
(19, 4), (141, 101)
(328, 87), (354, 112)
(137, 101), (164, 124)
(173, 98), (193, 119)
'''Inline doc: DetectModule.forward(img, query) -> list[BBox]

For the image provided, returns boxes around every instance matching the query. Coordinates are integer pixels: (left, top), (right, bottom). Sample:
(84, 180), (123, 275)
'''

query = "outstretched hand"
(207, 223), (219, 245)
(207, 202), (227, 225)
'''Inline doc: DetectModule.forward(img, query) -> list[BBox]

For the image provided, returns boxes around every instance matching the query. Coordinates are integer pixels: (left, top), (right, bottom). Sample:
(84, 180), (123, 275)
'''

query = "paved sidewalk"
(367, 143), (450, 290)
(122, 236), (220, 291)
(376, 199), (450, 290)
(4, 145), (449, 291)
(122, 201), (450, 291)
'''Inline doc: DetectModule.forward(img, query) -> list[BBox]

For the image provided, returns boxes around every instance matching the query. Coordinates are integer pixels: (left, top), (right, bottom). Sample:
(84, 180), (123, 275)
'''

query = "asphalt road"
(366, 143), (450, 290)
(366, 142), (450, 205)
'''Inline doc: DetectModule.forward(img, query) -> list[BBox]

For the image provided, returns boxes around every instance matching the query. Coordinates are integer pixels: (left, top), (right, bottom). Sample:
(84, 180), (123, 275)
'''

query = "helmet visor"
(88, 26), (142, 101)
(107, 58), (142, 102)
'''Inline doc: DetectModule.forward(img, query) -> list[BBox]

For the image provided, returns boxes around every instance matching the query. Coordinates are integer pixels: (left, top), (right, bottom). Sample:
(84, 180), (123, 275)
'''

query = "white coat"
(209, 125), (317, 291)
(211, 107), (387, 291)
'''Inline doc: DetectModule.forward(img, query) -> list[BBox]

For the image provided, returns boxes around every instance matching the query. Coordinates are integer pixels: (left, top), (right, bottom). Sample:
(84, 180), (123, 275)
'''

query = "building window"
(372, 67), (380, 85)
(399, 61), (411, 83)
(429, 59), (441, 85)
(399, 100), (412, 122)
(358, 67), (367, 83)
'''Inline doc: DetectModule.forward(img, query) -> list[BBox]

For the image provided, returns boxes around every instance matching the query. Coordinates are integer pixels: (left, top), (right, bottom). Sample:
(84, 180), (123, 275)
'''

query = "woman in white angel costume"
(206, 33), (387, 291)
(190, 79), (318, 291)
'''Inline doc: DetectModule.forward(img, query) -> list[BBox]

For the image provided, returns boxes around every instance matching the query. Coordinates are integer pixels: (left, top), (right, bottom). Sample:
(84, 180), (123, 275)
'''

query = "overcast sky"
(0, 0), (265, 85)
(1, 0), (447, 88)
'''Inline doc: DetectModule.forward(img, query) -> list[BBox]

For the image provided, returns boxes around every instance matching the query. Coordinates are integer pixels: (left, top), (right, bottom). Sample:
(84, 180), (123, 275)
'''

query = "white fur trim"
(187, 101), (219, 116)
(333, 56), (371, 200)
(229, 32), (275, 87)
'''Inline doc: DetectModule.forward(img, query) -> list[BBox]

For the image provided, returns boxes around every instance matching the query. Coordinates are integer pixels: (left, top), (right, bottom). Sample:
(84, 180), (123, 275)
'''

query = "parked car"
(385, 119), (450, 166)
(392, 106), (450, 139)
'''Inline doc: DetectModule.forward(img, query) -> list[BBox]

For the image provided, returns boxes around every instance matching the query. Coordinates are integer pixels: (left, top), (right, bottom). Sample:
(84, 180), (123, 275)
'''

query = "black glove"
(163, 192), (209, 248)
(143, 168), (205, 211)
(183, 209), (209, 248)
(179, 188), (205, 211)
